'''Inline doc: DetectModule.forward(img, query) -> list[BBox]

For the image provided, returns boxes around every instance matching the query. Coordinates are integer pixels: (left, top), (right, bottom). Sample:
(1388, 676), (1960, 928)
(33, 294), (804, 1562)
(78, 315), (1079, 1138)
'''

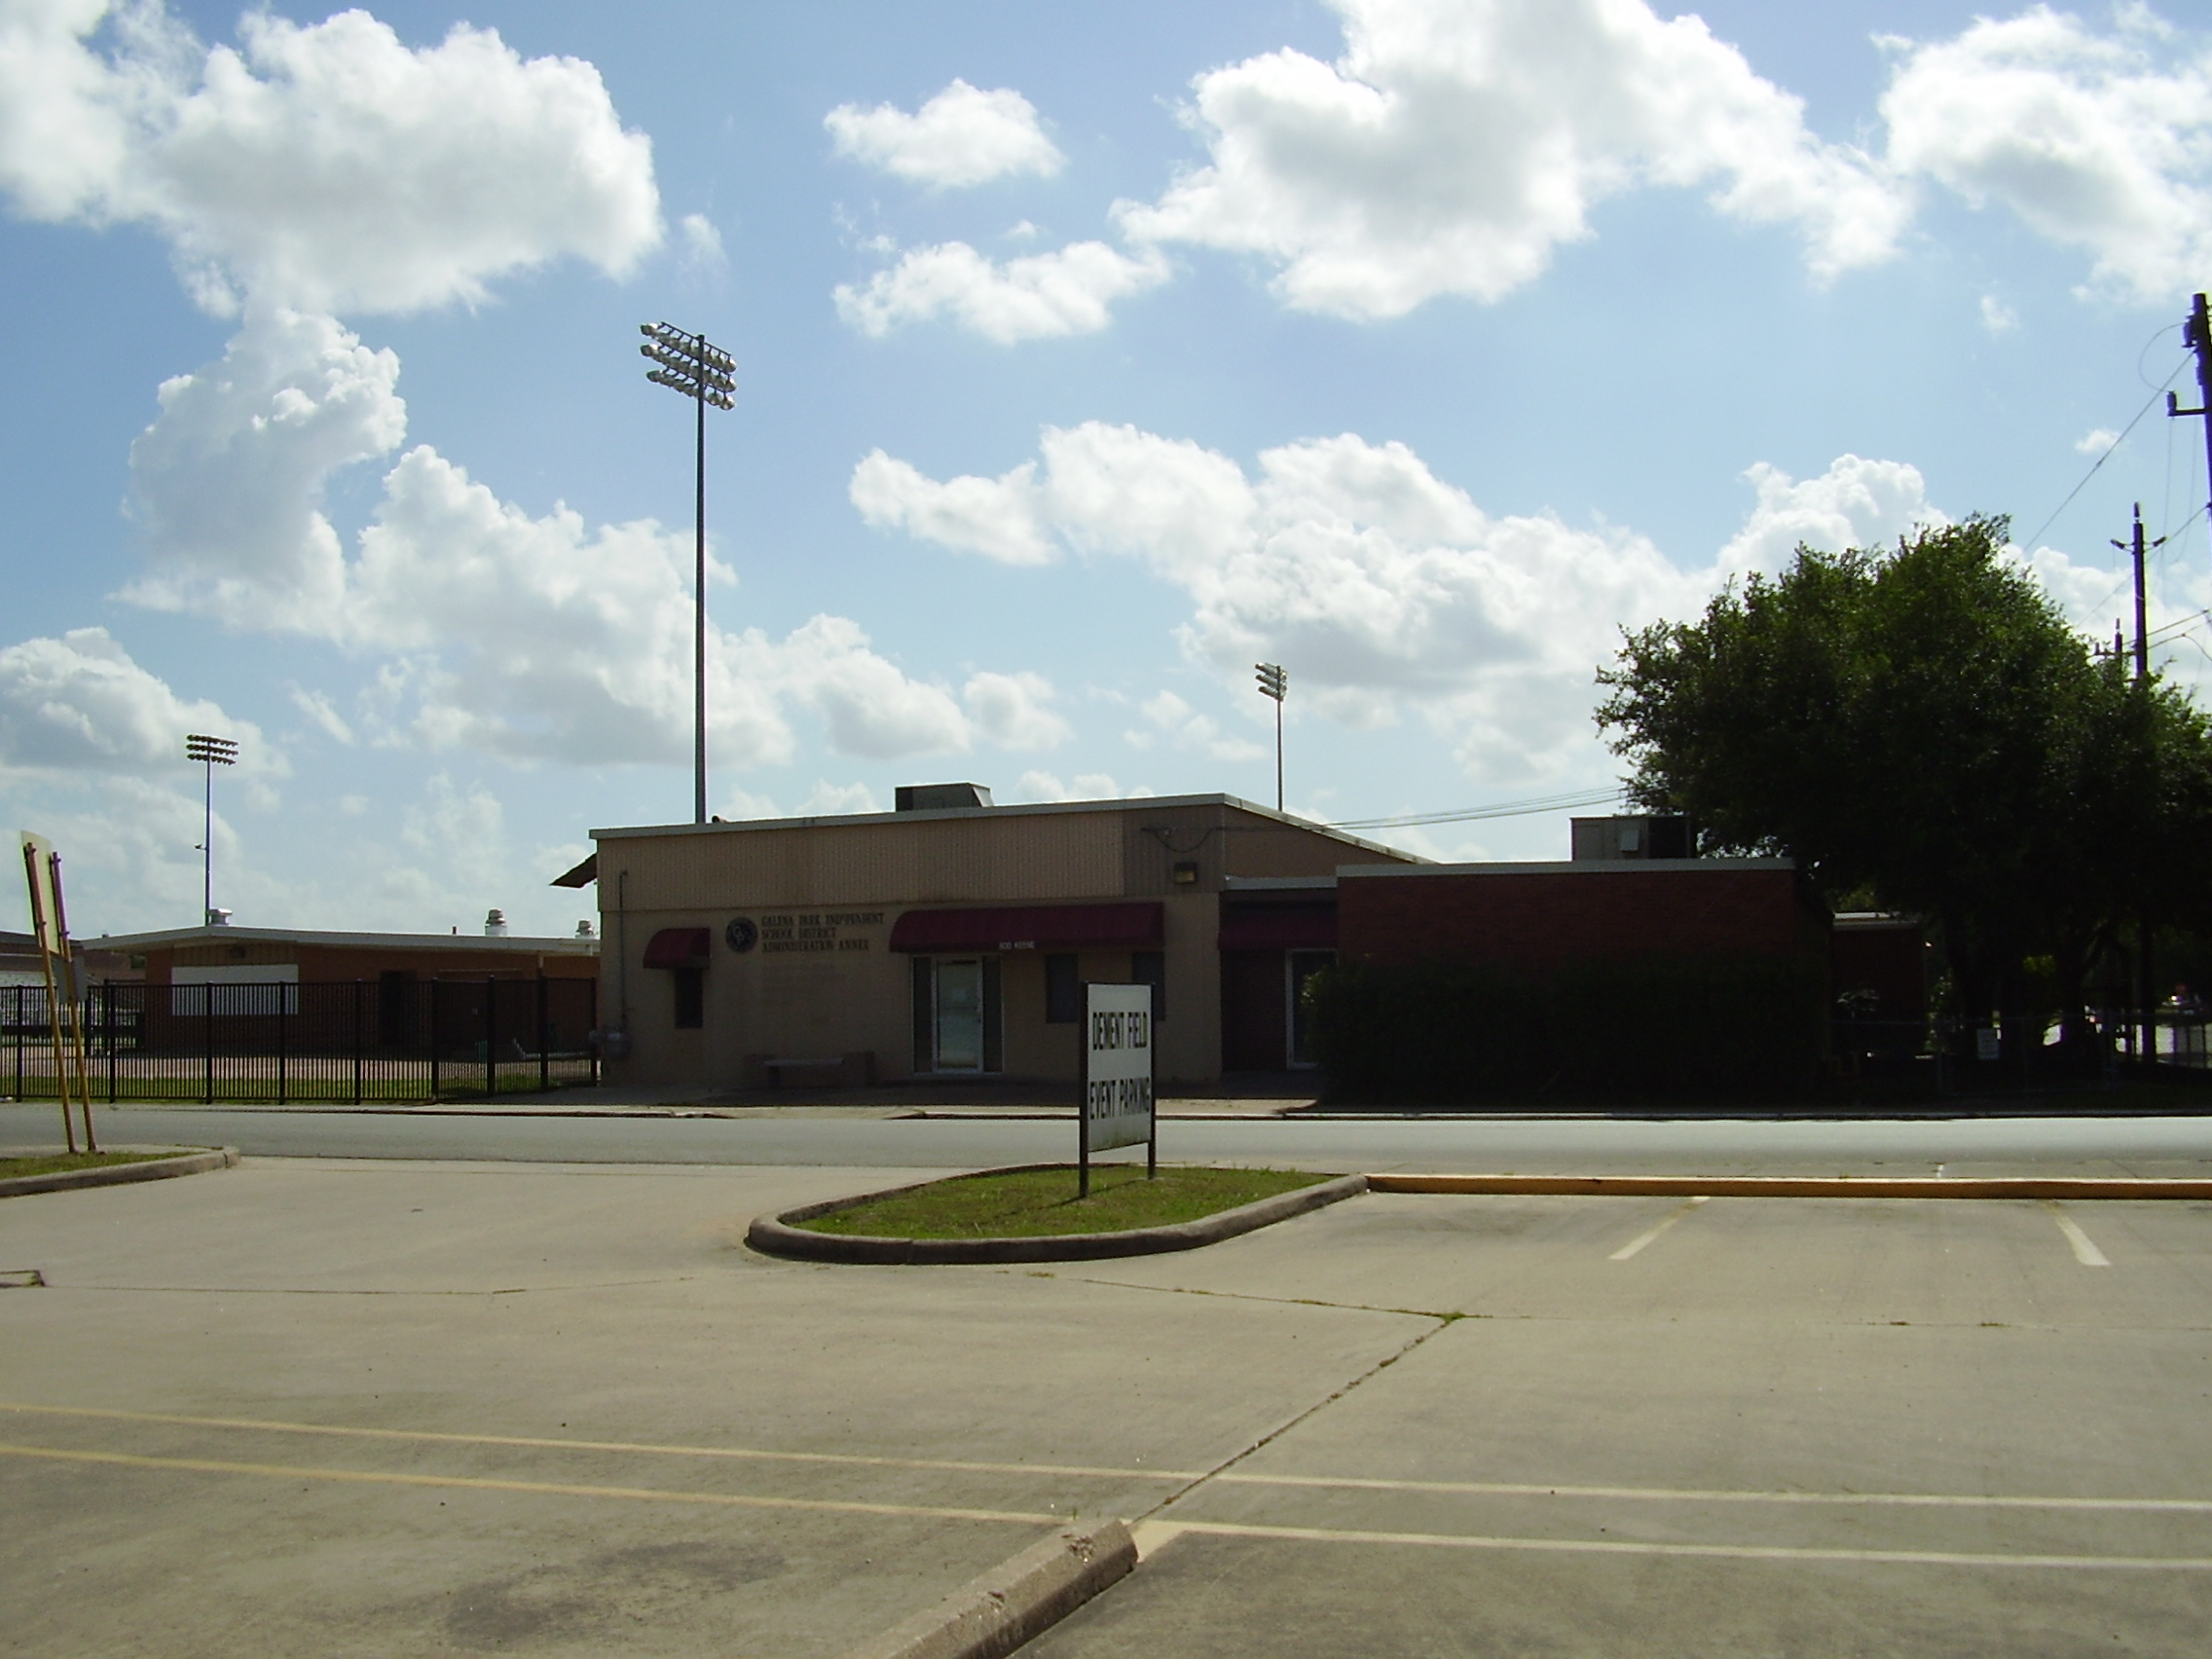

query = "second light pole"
(642, 321), (736, 824)
(1255, 662), (1287, 811)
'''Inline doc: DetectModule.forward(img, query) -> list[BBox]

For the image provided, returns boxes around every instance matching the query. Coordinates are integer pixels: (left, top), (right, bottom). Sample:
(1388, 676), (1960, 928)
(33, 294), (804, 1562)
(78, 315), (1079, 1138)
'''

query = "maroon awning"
(642, 927), (711, 968)
(1218, 903), (1337, 951)
(889, 903), (1163, 953)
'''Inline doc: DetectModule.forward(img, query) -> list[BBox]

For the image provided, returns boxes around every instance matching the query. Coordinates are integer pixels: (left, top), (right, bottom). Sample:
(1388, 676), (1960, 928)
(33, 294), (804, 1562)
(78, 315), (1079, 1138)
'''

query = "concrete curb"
(0, 1147), (240, 1200)
(1367, 1172), (2212, 1199)
(835, 1522), (1136, 1659)
(748, 1169), (1368, 1264)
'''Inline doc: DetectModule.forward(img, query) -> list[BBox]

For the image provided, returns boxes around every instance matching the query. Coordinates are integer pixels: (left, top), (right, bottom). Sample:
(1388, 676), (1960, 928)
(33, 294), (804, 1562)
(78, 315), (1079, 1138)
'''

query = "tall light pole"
(1255, 662), (1287, 812)
(185, 732), (237, 925)
(641, 321), (736, 825)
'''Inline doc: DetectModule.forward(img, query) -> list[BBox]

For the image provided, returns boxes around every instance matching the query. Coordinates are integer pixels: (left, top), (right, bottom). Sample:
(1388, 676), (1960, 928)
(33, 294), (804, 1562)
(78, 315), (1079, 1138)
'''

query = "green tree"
(1595, 517), (2212, 1055)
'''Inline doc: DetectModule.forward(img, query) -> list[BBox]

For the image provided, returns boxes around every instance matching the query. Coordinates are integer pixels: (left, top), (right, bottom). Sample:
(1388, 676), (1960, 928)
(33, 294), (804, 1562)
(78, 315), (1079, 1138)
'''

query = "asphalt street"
(7, 1100), (2212, 1175)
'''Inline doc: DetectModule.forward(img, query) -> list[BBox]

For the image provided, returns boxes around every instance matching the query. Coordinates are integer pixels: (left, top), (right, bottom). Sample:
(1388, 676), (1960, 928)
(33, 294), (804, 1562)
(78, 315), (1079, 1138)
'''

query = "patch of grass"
(798, 1164), (1332, 1239)
(0, 1150), (187, 1181)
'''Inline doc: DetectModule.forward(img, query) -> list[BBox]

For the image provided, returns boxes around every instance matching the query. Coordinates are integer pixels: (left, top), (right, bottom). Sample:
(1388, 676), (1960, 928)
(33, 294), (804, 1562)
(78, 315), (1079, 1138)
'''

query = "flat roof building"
(579, 792), (1419, 1090)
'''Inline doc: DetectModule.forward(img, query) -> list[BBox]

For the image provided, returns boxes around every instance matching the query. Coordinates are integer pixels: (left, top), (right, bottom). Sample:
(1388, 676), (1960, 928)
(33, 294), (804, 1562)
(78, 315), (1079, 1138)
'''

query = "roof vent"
(484, 908), (509, 937)
(895, 783), (994, 812)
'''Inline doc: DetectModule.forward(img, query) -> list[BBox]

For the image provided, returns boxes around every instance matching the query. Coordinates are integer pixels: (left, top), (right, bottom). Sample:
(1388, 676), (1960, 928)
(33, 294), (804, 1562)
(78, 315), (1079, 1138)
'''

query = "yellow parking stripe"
(0, 1441), (1055, 1526)
(1140, 1518), (2212, 1570)
(0, 1402), (1199, 1483)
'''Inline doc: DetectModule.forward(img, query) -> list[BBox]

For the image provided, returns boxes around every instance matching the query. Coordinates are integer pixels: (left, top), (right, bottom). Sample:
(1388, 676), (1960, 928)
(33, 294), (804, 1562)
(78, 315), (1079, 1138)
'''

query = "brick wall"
(1340, 865), (1823, 974)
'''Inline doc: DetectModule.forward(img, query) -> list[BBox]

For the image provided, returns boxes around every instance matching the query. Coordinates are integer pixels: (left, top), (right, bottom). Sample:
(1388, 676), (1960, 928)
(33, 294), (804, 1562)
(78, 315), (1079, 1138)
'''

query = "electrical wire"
(2022, 354), (2189, 552)
(1329, 786), (1627, 830)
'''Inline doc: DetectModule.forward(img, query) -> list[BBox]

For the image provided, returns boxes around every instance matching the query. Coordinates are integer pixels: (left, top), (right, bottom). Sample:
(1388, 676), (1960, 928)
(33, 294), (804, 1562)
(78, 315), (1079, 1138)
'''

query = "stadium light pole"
(185, 732), (237, 925)
(1255, 662), (1287, 812)
(641, 321), (736, 825)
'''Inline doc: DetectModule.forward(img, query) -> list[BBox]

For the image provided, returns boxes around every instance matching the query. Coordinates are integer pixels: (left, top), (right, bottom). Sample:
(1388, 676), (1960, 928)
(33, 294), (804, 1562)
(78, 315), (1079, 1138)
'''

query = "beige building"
(571, 789), (1419, 1090)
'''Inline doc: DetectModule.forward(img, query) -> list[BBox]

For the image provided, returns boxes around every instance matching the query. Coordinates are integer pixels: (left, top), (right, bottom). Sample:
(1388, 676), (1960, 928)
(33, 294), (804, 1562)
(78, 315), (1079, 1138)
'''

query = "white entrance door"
(935, 958), (985, 1071)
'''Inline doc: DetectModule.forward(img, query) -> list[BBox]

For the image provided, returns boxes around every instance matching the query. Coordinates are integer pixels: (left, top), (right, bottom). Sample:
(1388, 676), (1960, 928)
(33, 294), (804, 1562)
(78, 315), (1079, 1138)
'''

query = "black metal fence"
(1, 977), (598, 1104)
(1832, 1009), (2210, 1094)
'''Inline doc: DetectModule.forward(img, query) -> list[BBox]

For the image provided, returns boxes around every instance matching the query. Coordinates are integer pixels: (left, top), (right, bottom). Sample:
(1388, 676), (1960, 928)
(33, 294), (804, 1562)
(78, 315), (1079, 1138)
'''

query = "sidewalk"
(14, 1077), (1318, 1119)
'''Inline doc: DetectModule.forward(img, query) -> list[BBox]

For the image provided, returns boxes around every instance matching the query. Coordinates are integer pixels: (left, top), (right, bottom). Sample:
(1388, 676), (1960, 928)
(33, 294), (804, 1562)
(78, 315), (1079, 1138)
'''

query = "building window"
(1132, 950), (1165, 1023)
(672, 967), (704, 1029)
(1045, 954), (1080, 1023)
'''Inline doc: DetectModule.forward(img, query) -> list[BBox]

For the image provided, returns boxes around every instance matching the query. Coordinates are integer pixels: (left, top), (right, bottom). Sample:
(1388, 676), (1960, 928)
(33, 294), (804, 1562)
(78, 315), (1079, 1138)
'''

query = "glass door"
(1287, 950), (1334, 1068)
(934, 958), (985, 1072)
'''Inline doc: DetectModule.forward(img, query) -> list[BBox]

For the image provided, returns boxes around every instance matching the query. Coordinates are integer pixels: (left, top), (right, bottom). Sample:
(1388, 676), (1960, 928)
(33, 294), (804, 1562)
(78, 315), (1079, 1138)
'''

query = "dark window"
(1045, 954), (1080, 1023)
(1132, 950), (1165, 1023)
(377, 971), (417, 1049)
(912, 956), (934, 1071)
(672, 967), (704, 1029)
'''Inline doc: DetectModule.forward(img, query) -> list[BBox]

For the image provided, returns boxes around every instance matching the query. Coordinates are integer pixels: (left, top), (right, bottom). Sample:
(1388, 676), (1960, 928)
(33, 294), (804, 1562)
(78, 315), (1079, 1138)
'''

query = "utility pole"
(1254, 663), (1287, 811)
(2111, 504), (2150, 682)
(641, 322), (736, 825)
(2170, 293), (2212, 551)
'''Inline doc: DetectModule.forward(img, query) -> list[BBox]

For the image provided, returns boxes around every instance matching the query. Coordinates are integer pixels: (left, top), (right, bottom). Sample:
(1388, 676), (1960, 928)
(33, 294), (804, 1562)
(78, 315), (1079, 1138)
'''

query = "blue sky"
(4, 0), (2210, 939)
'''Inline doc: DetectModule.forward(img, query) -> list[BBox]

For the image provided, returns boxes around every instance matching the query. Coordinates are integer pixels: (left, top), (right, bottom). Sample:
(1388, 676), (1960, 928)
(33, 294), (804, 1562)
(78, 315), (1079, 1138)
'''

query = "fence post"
(484, 976), (497, 1100)
(14, 985), (22, 1101)
(536, 976), (550, 1093)
(353, 981), (363, 1105)
(590, 978), (600, 1087)
(428, 978), (440, 1103)
(276, 981), (288, 1104)
(203, 981), (214, 1106)
(104, 981), (116, 1104)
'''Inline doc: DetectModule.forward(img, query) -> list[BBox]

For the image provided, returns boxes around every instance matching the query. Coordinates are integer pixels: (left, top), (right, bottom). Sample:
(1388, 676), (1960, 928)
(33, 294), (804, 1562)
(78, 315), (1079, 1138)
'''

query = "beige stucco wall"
(594, 797), (1411, 1089)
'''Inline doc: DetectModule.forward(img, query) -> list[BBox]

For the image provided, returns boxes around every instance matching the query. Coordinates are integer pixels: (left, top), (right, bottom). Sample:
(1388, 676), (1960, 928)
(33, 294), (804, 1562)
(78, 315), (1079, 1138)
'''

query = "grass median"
(0, 1149), (186, 1181)
(795, 1163), (1332, 1239)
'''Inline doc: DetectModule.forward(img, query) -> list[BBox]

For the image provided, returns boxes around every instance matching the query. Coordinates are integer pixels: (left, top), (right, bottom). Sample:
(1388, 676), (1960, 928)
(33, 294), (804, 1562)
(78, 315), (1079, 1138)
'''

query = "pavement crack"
(1133, 1309), (1457, 1528)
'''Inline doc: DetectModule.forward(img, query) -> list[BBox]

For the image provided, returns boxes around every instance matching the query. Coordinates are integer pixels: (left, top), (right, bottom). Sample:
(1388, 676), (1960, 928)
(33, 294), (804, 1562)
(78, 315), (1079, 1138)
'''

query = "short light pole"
(1255, 662), (1287, 811)
(185, 732), (237, 925)
(641, 321), (736, 825)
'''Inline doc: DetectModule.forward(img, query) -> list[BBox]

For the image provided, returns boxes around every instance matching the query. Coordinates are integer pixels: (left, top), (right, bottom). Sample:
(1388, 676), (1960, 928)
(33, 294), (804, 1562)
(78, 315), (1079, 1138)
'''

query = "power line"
(1329, 786), (1627, 830)
(2022, 356), (2189, 552)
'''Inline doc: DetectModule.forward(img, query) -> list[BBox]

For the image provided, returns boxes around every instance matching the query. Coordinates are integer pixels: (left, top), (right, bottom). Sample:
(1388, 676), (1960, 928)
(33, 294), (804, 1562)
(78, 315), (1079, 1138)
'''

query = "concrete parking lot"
(3, 1149), (2209, 1655)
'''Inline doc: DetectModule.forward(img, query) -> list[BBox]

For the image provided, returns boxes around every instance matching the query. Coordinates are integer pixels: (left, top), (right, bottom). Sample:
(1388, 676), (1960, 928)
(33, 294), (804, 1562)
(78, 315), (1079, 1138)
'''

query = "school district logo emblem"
(724, 917), (758, 953)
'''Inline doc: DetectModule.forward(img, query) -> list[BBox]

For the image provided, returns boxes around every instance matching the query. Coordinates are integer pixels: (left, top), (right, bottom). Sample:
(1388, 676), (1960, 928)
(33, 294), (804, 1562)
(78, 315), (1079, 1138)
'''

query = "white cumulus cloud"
(964, 671), (1071, 750)
(0, 626), (271, 775)
(849, 449), (1051, 563)
(121, 311), (993, 769)
(0, 2), (662, 314)
(1113, 0), (1907, 319)
(126, 305), (405, 630)
(860, 424), (1952, 781)
(1714, 455), (1946, 581)
(834, 239), (1168, 342)
(1880, 6), (2212, 304)
(826, 79), (1062, 188)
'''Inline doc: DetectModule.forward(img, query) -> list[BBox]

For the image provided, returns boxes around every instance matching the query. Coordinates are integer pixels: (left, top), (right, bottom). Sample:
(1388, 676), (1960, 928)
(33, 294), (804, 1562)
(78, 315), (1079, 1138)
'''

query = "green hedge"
(1307, 954), (1826, 1104)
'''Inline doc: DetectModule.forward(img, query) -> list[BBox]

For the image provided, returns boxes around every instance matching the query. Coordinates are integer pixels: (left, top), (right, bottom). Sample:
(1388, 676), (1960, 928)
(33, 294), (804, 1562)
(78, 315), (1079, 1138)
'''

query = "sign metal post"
(1080, 982), (1155, 1198)
(19, 832), (94, 1153)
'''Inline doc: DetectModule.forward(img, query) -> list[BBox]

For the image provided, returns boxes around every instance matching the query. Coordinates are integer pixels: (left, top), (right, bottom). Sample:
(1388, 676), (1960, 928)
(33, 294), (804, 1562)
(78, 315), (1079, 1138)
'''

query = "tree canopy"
(1595, 517), (2212, 1039)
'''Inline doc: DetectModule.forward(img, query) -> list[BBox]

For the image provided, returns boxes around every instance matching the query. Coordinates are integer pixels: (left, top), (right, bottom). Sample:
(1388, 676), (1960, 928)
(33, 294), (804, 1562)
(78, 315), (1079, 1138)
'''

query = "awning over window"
(890, 903), (1163, 953)
(642, 927), (711, 969)
(1218, 903), (1337, 951)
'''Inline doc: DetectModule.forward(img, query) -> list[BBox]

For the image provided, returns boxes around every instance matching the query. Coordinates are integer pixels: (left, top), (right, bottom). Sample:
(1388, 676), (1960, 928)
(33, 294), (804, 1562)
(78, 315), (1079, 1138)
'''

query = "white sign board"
(1083, 982), (1155, 1154)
